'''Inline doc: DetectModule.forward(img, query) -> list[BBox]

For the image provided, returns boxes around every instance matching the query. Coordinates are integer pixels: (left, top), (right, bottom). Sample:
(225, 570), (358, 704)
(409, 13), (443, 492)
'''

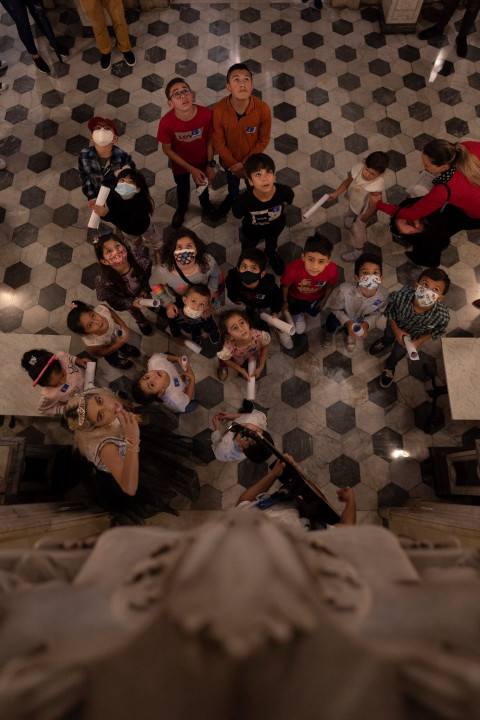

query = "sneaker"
(184, 400), (199, 413)
(218, 196), (233, 215)
(267, 251), (285, 276)
(456, 36), (468, 58)
(0, 60), (8, 71)
(217, 362), (228, 381)
(123, 50), (136, 66)
(207, 207), (220, 223)
(344, 214), (354, 229)
(0, 82), (7, 94)
(100, 52), (111, 71)
(293, 314), (306, 334)
(122, 343), (141, 357)
(418, 24), (444, 40)
(344, 335), (356, 352)
(341, 249), (362, 262)
(380, 368), (395, 388)
(0, 157), (6, 171)
(137, 321), (153, 336)
(278, 331), (294, 349)
(171, 210), (185, 229)
(322, 331), (334, 348)
(108, 356), (133, 369)
(51, 41), (70, 58)
(367, 339), (388, 357)
(33, 56), (50, 74)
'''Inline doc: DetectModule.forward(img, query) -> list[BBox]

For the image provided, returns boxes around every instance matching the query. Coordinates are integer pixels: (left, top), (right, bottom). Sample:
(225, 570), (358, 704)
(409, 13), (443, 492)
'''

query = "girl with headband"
(21, 349), (88, 416)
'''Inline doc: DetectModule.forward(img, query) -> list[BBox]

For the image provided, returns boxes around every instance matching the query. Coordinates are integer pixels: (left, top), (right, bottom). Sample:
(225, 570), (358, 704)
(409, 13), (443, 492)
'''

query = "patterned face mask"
(105, 247), (127, 266)
(174, 249), (196, 265)
(415, 285), (439, 307)
(183, 304), (203, 319)
(358, 274), (381, 290)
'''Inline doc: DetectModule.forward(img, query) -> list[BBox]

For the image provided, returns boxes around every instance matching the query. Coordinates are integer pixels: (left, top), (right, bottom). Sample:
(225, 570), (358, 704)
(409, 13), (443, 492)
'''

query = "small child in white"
(323, 253), (389, 352)
(132, 352), (197, 413)
(328, 151), (389, 262)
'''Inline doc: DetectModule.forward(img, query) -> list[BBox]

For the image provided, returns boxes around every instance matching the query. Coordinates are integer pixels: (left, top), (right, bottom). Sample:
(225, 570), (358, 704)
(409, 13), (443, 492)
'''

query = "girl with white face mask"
(92, 232), (154, 336)
(87, 169), (162, 259)
(150, 228), (223, 321)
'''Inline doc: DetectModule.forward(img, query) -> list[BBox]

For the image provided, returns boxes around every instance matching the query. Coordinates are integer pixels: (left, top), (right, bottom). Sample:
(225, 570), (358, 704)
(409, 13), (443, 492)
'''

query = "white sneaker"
(293, 313), (306, 334)
(344, 214), (354, 229)
(278, 331), (294, 349)
(0, 157), (6, 171)
(341, 249), (363, 262)
(0, 60), (8, 71)
(0, 82), (8, 94)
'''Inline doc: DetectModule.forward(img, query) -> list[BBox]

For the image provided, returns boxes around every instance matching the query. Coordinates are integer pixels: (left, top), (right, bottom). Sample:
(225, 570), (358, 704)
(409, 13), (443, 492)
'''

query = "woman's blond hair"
(63, 389), (126, 462)
(423, 139), (480, 186)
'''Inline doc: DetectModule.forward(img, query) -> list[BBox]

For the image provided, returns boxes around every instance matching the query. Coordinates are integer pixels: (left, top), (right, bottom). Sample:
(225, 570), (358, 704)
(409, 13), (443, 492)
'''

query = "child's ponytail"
(67, 300), (92, 334)
(21, 349), (62, 387)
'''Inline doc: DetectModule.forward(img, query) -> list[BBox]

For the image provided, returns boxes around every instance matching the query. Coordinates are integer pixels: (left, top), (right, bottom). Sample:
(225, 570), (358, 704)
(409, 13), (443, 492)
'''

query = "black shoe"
(51, 41), (69, 59)
(108, 355), (133, 369)
(418, 24), (444, 40)
(218, 196), (233, 215)
(100, 52), (111, 71)
(239, 399), (254, 413)
(33, 56), (50, 74)
(367, 339), (389, 358)
(380, 368), (395, 388)
(122, 343), (141, 357)
(137, 321), (153, 336)
(267, 251), (285, 275)
(171, 210), (185, 228)
(405, 251), (427, 266)
(456, 36), (468, 58)
(123, 50), (136, 66)
(207, 207), (220, 223)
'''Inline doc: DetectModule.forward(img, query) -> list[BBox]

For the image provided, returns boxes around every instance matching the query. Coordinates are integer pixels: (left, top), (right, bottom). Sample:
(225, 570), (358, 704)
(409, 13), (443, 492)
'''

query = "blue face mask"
(115, 182), (137, 198)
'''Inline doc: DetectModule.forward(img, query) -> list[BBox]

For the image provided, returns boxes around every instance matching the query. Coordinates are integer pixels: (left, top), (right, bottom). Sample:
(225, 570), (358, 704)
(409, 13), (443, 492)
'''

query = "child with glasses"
(157, 78), (219, 228)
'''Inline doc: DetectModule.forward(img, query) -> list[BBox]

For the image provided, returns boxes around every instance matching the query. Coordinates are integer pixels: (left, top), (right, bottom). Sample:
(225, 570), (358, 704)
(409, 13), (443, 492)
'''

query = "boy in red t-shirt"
(157, 78), (219, 228)
(281, 234), (338, 334)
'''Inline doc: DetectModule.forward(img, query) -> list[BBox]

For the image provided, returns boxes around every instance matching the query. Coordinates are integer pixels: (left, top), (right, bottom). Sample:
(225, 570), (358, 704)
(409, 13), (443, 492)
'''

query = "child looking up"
(167, 283), (220, 346)
(323, 252), (389, 352)
(232, 153), (293, 275)
(132, 353), (197, 413)
(328, 151), (389, 262)
(93, 232), (153, 336)
(368, 267), (451, 388)
(78, 117), (135, 201)
(281, 234), (338, 335)
(87, 169), (162, 254)
(157, 78), (218, 228)
(21, 349), (88, 416)
(216, 309), (270, 382)
(213, 63), (271, 216)
(67, 300), (140, 370)
(225, 248), (291, 349)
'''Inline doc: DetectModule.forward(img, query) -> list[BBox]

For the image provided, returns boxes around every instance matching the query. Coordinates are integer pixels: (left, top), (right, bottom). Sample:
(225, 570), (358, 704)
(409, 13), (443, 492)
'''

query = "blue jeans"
(288, 297), (323, 318)
(0, 0), (58, 55)
(174, 173), (214, 214)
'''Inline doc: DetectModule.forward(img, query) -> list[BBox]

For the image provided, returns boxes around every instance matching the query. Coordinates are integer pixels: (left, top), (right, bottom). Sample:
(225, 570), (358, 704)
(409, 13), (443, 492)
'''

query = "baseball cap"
(88, 116), (118, 135)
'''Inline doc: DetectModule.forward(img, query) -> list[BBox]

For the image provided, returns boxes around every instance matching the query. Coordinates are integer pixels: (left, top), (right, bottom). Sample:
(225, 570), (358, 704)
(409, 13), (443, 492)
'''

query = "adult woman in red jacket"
(371, 140), (480, 264)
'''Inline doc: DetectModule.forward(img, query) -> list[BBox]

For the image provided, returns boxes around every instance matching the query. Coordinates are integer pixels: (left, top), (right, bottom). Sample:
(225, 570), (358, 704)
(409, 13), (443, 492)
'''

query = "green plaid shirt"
(383, 286), (449, 340)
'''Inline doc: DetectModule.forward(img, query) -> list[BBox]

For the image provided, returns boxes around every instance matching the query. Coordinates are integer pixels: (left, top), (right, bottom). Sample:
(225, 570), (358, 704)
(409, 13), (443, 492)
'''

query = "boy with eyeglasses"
(78, 116), (136, 201)
(157, 78), (219, 228)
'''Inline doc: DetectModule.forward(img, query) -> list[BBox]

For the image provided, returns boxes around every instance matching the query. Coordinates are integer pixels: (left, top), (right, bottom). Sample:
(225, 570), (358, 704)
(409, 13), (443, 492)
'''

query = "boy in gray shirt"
(323, 253), (389, 352)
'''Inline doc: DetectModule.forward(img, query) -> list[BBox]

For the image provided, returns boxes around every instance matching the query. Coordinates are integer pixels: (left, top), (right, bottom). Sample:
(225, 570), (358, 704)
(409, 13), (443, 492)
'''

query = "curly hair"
(159, 227), (210, 274)
(218, 309), (251, 341)
(93, 231), (146, 296)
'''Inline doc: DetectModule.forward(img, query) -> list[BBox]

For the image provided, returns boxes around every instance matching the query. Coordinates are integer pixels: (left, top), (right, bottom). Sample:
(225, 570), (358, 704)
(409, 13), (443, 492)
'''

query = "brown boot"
(217, 362), (228, 381)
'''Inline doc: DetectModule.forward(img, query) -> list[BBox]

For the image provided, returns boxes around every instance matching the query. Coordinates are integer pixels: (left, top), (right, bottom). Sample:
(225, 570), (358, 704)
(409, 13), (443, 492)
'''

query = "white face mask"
(358, 274), (381, 290)
(92, 128), (114, 147)
(415, 285), (439, 307)
(183, 304), (203, 319)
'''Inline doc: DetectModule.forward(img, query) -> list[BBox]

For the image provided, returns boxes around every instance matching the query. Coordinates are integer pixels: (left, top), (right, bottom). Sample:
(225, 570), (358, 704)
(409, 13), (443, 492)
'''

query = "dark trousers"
(443, 204), (480, 236)
(174, 173), (214, 214)
(288, 296), (322, 318)
(438, 0), (480, 36)
(325, 313), (342, 333)
(0, 0), (58, 55)
(381, 321), (407, 372)
(240, 229), (280, 257)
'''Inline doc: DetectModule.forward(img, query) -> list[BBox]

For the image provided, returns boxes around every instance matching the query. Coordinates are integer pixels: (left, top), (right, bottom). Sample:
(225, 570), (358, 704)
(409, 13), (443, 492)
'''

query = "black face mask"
(240, 270), (261, 285)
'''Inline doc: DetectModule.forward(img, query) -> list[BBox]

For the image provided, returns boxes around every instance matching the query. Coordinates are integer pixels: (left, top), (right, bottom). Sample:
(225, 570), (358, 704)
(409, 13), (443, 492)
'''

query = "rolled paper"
(195, 182), (208, 196)
(184, 339), (202, 354)
(151, 284), (166, 298)
(83, 361), (96, 390)
(138, 298), (160, 308)
(115, 329), (124, 337)
(403, 335), (419, 361)
(259, 312), (295, 336)
(352, 322), (364, 338)
(87, 186), (110, 229)
(247, 357), (256, 401)
(302, 193), (329, 221)
(180, 355), (188, 371)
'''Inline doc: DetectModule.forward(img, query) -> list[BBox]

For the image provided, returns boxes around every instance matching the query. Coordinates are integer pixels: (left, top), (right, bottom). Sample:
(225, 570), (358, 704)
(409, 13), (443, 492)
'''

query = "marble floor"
(1, 1), (480, 522)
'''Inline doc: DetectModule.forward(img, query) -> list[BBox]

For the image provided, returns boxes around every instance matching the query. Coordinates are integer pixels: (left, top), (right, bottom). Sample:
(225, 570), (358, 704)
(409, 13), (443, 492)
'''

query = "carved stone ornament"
(0, 513), (479, 720)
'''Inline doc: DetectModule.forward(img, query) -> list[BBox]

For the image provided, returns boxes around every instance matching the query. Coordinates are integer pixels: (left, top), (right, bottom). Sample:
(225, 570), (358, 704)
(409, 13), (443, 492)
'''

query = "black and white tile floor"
(1, 2), (480, 521)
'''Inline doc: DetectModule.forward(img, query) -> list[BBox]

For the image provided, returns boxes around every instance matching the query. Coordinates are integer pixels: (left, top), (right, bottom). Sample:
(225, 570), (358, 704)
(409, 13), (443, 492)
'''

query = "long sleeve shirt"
(226, 269), (283, 314)
(95, 248), (152, 312)
(329, 282), (390, 328)
(150, 255), (221, 306)
(78, 145), (136, 200)
(37, 352), (85, 416)
(212, 95), (271, 169)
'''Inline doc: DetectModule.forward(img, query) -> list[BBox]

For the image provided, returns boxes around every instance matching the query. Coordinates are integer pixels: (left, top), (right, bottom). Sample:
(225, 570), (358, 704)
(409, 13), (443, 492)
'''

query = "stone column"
(380, 0), (424, 33)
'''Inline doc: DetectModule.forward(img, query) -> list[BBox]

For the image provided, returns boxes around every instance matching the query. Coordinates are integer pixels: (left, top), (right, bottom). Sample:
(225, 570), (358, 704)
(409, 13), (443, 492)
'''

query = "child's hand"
(212, 413), (222, 431)
(206, 166), (216, 184)
(359, 213), (370, 223)
(132, 297), (146, 310)
(369, 192), (382, 209)
(166, 302), (179, 318)
(120, 326), (131, 342)
(361, 321), (369, 338)
(230, 162), (245, 178)
(337, 486), (354, 503)
(240, 369), (250, 381)
(91, 203), (108, 217)
(345, 320), (356, 338)
(271, 313), (278, 319)
(191, 167), (208, 186)
(281, 302), (289, 313)
(202, 306), (212, 319)
(75, 357), (90, 368)
(253, 367), (262, 379)
(327, 192), (337, 201)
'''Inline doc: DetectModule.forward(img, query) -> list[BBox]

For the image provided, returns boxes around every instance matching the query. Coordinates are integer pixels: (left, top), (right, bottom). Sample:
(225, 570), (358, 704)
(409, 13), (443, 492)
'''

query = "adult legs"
(173, 173), (190, 215)
(0, 0), (38, 55)
(102, 0), (131, 52)
(80, 0), (112, 54)
(25, 0), (60, 55)
(219, 171), (241, 215)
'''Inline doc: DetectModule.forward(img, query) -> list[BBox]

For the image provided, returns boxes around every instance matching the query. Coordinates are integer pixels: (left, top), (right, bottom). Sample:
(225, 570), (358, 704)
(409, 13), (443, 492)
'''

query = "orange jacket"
(212, 95), (271, 169)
